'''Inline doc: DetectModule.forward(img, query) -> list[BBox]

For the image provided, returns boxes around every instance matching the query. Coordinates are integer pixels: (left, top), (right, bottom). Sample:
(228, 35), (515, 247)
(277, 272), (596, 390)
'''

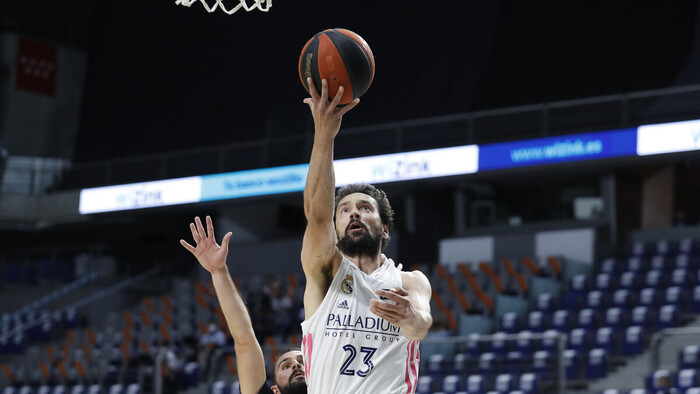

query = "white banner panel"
(535, 228), (595, 264)
(334, 145), (479, 186)
(439, 236), (494, 268)
(637, 119), (700, 156)
(79, 177), (201, 214)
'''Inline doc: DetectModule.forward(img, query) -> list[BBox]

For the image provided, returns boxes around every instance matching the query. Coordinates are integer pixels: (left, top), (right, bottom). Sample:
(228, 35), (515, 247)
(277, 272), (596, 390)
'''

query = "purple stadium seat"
(618, 271), (641, 290)
(658, 304), (680, 329)
(518, 373), (539, 394)
(551, 310), (572, 333)
(527, 311), (549, 333)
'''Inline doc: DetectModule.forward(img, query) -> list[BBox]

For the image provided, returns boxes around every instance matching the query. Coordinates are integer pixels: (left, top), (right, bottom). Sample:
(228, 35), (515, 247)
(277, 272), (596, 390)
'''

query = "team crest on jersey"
(341, 274), (354, 294)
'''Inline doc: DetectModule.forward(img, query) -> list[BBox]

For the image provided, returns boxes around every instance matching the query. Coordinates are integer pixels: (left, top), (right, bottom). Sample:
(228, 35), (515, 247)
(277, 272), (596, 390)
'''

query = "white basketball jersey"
(301, 257), (420, 394)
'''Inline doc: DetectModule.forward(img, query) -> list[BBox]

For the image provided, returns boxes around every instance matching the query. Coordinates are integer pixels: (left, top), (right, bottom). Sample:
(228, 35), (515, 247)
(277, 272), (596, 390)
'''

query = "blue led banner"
(478, 128), (638, 171)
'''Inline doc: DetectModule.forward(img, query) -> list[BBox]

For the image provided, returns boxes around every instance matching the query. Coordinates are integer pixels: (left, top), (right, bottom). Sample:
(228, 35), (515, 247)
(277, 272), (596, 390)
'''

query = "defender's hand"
(180, 215), (232, 274)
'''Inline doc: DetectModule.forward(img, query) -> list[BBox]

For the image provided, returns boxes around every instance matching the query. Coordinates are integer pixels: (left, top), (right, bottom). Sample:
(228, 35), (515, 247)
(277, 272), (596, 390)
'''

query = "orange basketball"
(298, 28), (375, 105)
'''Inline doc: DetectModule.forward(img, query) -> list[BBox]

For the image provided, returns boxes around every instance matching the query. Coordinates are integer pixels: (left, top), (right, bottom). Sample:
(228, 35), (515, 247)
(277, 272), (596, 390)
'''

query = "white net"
(175, 0), (271, 14)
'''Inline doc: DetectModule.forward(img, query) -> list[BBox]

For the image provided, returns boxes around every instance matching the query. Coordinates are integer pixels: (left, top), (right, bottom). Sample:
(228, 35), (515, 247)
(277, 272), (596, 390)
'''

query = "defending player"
(181, 216), (306, 394)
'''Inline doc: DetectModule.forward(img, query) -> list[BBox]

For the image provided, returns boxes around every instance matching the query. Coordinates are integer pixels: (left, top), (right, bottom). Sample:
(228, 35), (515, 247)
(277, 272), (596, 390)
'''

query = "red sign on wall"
(15, 37), (58, 96)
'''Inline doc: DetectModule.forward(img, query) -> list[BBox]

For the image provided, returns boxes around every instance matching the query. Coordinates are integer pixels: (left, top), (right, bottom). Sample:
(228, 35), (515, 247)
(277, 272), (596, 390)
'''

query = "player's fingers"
(396, 263), (404, 271)
(307, 77), (319, 100)
(195, 216), (207, 239)
(222, 232), (232, 251)
(330, 86), (344, 108)
(189, 223), (200, 242)
(320, 79), (329, 102)
(391, 287), (409, 297)
(375, 289), (406, 303)
(337, 98), (359, 116)
(206, 215), (215, 240)
(180, 239), (195, 254)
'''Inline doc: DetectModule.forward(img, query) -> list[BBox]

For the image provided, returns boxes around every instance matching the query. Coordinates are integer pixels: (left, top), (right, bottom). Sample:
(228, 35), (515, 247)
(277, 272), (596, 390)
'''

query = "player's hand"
(303, 78), (359, 139)
(369, 287), (416, 327)
(180, 215), (232, 275)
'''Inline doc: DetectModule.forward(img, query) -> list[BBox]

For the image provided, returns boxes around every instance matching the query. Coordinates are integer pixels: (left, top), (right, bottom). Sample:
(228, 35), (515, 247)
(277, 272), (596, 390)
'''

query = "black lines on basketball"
(298, 28), (375, 105)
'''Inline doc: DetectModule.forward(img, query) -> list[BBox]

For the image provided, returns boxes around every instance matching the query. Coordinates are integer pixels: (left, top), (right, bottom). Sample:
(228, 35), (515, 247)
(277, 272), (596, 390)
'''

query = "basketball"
(298, 28), (375, 105)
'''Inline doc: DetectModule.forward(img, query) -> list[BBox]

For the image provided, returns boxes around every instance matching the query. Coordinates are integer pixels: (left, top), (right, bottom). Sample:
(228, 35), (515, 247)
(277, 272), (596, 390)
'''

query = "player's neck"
(346, 253), (383, 275)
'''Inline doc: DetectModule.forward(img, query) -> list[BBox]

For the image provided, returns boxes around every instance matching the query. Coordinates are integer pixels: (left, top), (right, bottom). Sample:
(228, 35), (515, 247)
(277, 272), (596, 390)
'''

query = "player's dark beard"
(279, 379), (307, 394)
(337, 221), (382, 257)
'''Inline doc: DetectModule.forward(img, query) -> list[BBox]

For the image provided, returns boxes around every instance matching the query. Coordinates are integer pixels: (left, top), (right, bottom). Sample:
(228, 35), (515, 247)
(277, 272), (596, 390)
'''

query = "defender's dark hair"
(334, 183), (395, 250)
(272, 346), (303, 385)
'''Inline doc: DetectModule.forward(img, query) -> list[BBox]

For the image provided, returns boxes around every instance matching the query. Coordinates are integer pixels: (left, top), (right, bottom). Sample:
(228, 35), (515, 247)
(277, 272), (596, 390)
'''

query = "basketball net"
(175, 0), (271, 14)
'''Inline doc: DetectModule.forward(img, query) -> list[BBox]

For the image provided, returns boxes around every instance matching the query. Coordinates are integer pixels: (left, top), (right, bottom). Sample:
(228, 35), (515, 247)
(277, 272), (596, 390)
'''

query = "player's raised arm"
(301, 79), (359, 308)
(180, 216), (267, 394)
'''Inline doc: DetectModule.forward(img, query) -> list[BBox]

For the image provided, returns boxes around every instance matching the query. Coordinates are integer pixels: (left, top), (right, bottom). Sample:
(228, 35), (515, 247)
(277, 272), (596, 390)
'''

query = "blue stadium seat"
(644, 270), (666, 289)
(526, 311), (549, 333)
(577, 309), (601, 331)
(678, 237), (698, 255)
(658, 304), (681, 329)
(71, 386), (86, 394)
(674, 253), (700, 271)
(551, 310), (572, 333)
(427, 354), (447, 378)
(639, 288), (662, 308)
(630, 306), (657, 331)
(515, 331), (535, 354)
(664, 286), (690, 312)
(452, 353), (473, 375)
(442, 374), (464, 394)
(604, 307), (629, 329)
(532, 350), (554, 380)
(416, 375), (434, 394)
(594, 274), (616, 292)
(183, 362), (200, 388)
(586, 348), (609, 379)
(540, 330), (561, 353)
(594, 327), (620, 356)
(670, 268), (693, 288)
(490, 332), (510, 356)
(693, 285), (700, 313)
(211, 381), (231, 394)
(465, 374), (485, 394)
(505, 351), (525, 375)
(586, 290), (609, 310)
(654, 239), (675, 256)
(534, 293), (556, 312)
(629, 241), (651, 257)
(679, 345), (700, 369)
(650, 255), (672, 272)
(466, 334), (483, 358)
(611, 289), (635, 310)
(500, 313), (521, 334)
(618, 271), (642, 290)
(622, 326), (645, 356)
(600, 390), (622, 394)
(478, 352), (499, 378)
(563, 349), (583, 380)
(494, 374), (516, 393)
(646, 369), (674, 392)
(599, 258), (620, 274)
(518, 373), (539, 394)
(627, 256), (649, 273)
(676, 369), (699, 391)
(567, 328), (592, 352)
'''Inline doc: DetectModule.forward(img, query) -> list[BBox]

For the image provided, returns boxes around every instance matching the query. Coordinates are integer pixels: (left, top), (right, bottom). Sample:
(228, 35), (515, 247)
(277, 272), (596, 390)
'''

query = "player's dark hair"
(335, 183), (395, 250)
